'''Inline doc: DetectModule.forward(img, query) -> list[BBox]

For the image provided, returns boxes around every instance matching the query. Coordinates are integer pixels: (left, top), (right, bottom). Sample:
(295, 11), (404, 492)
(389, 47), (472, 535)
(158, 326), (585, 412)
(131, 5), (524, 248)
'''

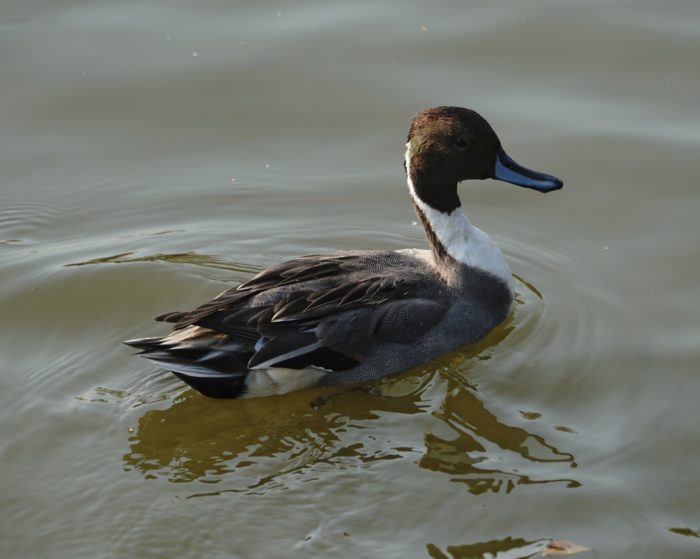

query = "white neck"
(404, 142), (513, 291)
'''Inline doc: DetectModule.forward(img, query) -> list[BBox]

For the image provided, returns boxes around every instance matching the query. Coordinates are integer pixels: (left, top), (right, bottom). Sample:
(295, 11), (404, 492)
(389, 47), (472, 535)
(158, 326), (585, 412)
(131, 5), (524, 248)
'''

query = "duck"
(125, 106), (563, 399)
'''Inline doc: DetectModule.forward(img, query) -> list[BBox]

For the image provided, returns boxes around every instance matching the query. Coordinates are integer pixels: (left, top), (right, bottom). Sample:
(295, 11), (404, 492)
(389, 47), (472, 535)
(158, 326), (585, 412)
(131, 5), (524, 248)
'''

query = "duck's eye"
(454, 139), (468, 149)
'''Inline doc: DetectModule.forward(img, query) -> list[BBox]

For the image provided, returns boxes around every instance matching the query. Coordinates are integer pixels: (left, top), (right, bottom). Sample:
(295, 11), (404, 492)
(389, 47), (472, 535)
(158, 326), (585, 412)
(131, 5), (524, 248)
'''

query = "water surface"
(2, 1), (700, 558)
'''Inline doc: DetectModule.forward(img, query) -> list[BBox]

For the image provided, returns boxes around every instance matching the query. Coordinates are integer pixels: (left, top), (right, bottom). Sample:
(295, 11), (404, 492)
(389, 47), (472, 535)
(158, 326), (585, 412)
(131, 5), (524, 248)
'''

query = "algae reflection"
(123, 318), (579, 495)
(123, 372), (433, 490)
(427, 536), (545, 559)
(419, 369), (579, 495)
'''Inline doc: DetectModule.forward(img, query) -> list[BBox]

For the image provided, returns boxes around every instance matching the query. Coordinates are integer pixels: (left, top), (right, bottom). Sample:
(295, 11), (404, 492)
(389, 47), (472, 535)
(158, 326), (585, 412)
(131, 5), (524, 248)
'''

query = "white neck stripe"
(404, 142), (513, 290)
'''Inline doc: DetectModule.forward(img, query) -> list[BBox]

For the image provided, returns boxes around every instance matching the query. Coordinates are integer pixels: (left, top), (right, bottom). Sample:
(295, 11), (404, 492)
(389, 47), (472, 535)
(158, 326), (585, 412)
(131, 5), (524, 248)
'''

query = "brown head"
(405, 106), (563, 213)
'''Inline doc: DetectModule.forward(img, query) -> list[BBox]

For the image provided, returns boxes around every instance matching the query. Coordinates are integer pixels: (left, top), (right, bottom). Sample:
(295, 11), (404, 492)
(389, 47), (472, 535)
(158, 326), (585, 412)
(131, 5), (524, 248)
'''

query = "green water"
(2, 1), (700, 557)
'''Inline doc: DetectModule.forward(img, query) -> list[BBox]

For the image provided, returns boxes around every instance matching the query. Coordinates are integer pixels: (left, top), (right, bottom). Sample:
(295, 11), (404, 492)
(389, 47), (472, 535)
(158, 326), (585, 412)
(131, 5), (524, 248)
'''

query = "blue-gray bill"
(492, 148), (563, 192)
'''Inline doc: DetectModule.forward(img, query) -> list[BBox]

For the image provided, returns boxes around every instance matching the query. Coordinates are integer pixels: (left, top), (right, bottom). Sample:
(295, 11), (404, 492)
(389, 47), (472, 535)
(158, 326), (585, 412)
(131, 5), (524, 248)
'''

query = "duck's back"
(325, 251), (513, 384)
(127, 249), (512, 398)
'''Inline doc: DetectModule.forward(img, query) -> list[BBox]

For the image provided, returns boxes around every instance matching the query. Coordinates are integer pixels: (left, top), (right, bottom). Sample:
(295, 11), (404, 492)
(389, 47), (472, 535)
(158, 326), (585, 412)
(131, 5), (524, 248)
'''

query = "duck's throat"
(404, 142), (513, 289)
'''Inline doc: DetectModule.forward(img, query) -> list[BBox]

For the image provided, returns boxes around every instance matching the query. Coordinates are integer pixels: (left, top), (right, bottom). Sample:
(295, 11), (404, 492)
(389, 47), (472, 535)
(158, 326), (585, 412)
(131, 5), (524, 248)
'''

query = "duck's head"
(406, 106), (563, 212)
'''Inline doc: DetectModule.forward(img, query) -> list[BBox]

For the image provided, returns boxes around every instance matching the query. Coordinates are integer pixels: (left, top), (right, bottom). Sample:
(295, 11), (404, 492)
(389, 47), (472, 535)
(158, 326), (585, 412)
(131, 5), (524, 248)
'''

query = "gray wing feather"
(155, 251), (447, 373)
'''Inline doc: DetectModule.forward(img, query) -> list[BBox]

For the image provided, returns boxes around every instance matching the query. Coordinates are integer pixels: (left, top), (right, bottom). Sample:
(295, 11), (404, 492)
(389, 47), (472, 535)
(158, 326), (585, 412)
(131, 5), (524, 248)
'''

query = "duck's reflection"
(123, 323), (578, 495)
(123, 372), (432, 491)
(427, 536), (545, 559)
(420, 369), (579, 495)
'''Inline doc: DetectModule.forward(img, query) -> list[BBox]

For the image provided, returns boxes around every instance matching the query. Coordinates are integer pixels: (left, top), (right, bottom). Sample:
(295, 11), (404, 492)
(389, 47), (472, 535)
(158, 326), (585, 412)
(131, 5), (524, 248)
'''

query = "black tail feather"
(125, 336), (252, 398)
(173, 372), (249, 398)
(124, 337), (163, 350)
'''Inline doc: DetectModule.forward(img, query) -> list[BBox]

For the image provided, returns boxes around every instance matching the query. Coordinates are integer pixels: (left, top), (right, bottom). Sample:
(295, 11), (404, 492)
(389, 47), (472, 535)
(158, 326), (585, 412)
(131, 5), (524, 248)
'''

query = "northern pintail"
(126, 106), (563, 398)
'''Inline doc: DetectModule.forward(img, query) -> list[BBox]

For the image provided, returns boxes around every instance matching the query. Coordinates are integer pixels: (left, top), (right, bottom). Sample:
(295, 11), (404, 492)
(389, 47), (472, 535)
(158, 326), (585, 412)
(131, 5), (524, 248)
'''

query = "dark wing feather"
(273, 346), (359, 371)
(167, 256), (347, 330)
(154, 311), (188, 323)
(170, 288), (250, 331)
(271, 277), (399, 322)
(247, 331), (319, 368)
(238, 255), (348, 291)
(158, 252), (446, 373)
